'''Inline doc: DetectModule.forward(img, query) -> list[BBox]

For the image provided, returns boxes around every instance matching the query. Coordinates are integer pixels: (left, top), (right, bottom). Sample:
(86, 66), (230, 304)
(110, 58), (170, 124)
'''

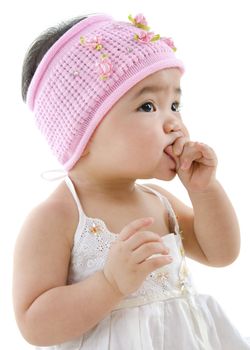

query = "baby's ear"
(80, 128), (98, 158)
(81, 146), (90, 157)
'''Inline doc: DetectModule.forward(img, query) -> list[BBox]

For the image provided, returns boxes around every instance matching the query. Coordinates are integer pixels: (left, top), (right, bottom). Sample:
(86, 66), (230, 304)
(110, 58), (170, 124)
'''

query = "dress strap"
(137, 183), (180, 235)
(64, 178), (181, 238)
(64, 176), (86, 219)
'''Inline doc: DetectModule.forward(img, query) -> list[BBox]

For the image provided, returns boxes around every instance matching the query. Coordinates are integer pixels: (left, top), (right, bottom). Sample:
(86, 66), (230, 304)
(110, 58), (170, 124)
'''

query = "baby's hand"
(166, 140), (218, 192)
(103, 217), (172, 297)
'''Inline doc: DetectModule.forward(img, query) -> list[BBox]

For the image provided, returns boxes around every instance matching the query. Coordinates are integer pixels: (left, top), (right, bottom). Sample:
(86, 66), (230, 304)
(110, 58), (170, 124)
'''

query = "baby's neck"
(68, 169), (138, 202)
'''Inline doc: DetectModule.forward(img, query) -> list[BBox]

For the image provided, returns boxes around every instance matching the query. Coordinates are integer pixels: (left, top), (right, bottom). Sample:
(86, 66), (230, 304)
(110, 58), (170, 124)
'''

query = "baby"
(13, 13), (250, 349)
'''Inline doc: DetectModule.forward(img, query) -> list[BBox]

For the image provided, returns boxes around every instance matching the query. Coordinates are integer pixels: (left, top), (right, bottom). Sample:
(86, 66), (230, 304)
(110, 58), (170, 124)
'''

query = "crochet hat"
(27, 13), (185, 170)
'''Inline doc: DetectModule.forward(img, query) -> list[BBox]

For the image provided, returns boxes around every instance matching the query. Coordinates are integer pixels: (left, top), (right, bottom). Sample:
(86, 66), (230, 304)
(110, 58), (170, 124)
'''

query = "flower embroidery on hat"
(129, 14), (161, 43)
(79, 14), (178, 82)
(80, 35), (103, 51)
(129, 14), (177, 51)
(162, 37), (177, 52)
(97, 54), (113, 80)
(128, 13), (150, 31)
(80, 35), (113, 80)
(134, 31), (160, 43)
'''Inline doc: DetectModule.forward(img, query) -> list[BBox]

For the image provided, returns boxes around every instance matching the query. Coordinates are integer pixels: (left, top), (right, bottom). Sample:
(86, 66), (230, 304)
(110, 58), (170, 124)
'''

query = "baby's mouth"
(164, 146), (177, 170)
(164, 144), (182, 170)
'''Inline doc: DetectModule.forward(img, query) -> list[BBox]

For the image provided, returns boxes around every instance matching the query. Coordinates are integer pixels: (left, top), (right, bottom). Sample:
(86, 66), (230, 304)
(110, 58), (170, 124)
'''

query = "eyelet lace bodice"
(65, 177), (195, 310)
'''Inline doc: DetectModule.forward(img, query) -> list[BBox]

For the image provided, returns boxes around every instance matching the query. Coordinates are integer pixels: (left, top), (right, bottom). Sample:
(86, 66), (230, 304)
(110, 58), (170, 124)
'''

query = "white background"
(0, 0), (249, 348)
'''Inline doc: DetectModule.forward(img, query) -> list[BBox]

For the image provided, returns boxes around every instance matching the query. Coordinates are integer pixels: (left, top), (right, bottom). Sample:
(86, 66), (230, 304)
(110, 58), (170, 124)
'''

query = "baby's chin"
(154, 170), (177, 182)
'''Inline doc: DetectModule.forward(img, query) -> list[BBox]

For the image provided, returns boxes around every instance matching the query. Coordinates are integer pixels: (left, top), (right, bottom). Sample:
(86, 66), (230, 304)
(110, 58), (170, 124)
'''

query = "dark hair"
(21, 15), (87, 102)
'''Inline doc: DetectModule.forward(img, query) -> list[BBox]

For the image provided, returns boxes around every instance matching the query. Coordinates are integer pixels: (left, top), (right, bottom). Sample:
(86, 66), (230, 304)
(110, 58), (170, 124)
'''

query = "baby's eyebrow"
(133, 85), (182, 99)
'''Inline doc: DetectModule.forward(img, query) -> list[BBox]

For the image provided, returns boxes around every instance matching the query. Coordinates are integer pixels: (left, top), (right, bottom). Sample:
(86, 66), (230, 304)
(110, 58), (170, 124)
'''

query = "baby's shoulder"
(143, 183), (176, 204)
(19, 184), (78, 248)
(143, 183), (192, 215)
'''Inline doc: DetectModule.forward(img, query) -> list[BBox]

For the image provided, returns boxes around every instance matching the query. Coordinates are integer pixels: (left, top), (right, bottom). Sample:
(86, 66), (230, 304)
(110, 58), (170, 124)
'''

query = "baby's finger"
(167, 130), (185, 146)
(126, 231), (162, 251)
(172, 136), (189, 156)
(140, 255), (173, 275)
(194, 143), (218, 166)
(132, 242), (169, 264)
(119, 217), (155, 241)
(179, 141), (203, 170)
(180, 142), (217, 169)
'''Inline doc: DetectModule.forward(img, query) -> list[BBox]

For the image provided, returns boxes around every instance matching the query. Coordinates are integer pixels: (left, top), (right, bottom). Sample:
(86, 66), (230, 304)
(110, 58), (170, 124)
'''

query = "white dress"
(37, 176), (250, 350)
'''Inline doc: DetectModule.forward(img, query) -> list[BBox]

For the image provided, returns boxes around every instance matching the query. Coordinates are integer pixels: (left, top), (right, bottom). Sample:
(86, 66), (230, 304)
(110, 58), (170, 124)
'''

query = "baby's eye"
(138, 102), (156, 113)
(172, 101), (182, 112)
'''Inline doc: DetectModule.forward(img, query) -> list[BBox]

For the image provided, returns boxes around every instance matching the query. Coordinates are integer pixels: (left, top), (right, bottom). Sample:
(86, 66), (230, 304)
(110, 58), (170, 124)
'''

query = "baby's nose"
(163, 117), (182, 134)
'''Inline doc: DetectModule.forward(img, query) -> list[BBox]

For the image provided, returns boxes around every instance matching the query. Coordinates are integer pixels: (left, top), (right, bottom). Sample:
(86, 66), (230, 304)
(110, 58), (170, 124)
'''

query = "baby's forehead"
(126, 68), (182, 99)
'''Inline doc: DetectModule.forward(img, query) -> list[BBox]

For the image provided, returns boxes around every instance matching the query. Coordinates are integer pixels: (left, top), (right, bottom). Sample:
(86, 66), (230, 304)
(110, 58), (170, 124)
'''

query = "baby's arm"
(13, 203), (170, 346)
(13, 201), (122, 346)
(150, 141), (240, 267)
(186, 179), (240, 266)
(178, 141), (240, 266)
(148, 183), (240, 267)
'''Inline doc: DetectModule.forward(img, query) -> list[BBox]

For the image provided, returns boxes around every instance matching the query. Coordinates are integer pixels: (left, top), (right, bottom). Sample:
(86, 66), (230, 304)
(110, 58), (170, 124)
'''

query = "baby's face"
(84, 68), (189, 181)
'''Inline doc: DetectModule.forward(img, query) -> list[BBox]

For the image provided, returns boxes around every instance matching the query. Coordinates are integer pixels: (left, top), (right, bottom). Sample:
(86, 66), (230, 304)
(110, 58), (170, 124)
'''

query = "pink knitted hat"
(27, 13), (185, 170)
